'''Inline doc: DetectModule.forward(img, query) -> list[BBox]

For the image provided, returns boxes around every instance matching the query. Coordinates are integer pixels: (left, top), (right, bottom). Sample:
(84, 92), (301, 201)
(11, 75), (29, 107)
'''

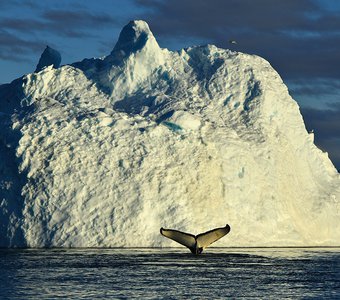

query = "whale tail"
(196, 225), (231, 248)
(160, 224), (230, 254)
(160, 228), (196, 249)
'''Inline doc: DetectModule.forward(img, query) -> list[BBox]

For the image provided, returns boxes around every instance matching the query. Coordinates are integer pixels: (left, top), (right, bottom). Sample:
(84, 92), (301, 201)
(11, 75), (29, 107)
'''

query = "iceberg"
(0, 20), (339, 247)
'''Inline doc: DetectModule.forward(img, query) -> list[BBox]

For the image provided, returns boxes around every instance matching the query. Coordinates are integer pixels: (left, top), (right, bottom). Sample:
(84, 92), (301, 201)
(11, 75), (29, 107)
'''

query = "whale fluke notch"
(160, 224), (231, 254)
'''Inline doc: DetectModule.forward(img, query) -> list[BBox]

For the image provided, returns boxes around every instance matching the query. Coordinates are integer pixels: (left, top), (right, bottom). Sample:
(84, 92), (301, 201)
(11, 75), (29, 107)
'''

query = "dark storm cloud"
(0, 18), (94, 39)
(42, 9), (118, 28)
(136, 0), (314, 31)
(135, 0), (327, 37)
(0, 0), (40, 9)
(137, 0), (340, 36)
(0, 8), (119, 61)
(135, 0), (340, 80)
(301, 104), (340, 170)
(0, 10), (118, 38)
(0, 19), (45, 31)
(0, 30), (42, 61)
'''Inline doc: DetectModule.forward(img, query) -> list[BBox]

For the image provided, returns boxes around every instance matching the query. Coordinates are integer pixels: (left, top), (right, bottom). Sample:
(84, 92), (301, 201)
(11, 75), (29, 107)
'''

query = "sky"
(0, 0), (339, 170)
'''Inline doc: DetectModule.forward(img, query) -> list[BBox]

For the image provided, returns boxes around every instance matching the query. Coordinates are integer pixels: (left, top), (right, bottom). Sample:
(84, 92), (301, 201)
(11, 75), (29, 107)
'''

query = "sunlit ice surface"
(0, 248), (339, 299)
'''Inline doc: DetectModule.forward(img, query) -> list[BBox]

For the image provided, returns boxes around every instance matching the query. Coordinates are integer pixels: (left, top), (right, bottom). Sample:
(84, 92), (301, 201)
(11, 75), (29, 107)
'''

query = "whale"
(160, 224), (231, 254)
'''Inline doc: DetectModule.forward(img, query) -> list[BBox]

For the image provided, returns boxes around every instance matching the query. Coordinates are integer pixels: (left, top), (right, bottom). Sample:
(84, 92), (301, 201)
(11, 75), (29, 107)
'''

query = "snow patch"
(166, 111), (202, 131)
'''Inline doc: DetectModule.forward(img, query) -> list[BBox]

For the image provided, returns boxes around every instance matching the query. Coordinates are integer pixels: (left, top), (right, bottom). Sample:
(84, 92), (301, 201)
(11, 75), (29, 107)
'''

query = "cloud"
(0, 30), (43, 61)
(288, 79), (340, 97)
(0, 0), (40, 9)
(0, 19), (44, 32)
(301, 103), (340, 170)
(135, 0), (324, 38)
(42, 9), (118, 29)
(0, 6), (121, 62)
(0, 9), (118, 39)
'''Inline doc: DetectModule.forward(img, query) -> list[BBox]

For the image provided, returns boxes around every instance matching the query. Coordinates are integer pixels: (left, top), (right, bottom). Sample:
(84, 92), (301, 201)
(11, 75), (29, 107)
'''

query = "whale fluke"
(160, 224), (231, 254)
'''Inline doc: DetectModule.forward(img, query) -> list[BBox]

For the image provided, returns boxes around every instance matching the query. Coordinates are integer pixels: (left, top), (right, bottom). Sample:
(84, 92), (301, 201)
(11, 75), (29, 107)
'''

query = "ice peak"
(35, 46), (61, 73)
(112, 20), (158, 55)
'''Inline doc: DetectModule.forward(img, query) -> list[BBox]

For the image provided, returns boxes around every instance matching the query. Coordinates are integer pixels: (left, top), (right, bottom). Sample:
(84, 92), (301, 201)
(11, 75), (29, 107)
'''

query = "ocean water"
(0, 248), (339, 299)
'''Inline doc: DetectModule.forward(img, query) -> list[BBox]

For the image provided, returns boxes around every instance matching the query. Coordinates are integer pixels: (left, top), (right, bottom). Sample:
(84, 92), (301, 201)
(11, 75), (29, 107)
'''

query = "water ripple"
(0, 248), (339, 299)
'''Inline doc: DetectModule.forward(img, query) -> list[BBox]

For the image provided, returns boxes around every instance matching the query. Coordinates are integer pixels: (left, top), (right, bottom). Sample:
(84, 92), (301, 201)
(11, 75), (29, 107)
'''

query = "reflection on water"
(0, 248), (339, 299)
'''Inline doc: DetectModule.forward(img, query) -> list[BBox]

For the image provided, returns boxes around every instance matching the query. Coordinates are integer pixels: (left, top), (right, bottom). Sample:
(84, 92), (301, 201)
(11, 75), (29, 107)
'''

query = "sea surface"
(0, 248), (339, 299)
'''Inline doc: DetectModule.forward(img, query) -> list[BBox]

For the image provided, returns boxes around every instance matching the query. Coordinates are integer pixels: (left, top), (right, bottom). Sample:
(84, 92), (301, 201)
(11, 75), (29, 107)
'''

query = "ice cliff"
(0, 20), (339, 247)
